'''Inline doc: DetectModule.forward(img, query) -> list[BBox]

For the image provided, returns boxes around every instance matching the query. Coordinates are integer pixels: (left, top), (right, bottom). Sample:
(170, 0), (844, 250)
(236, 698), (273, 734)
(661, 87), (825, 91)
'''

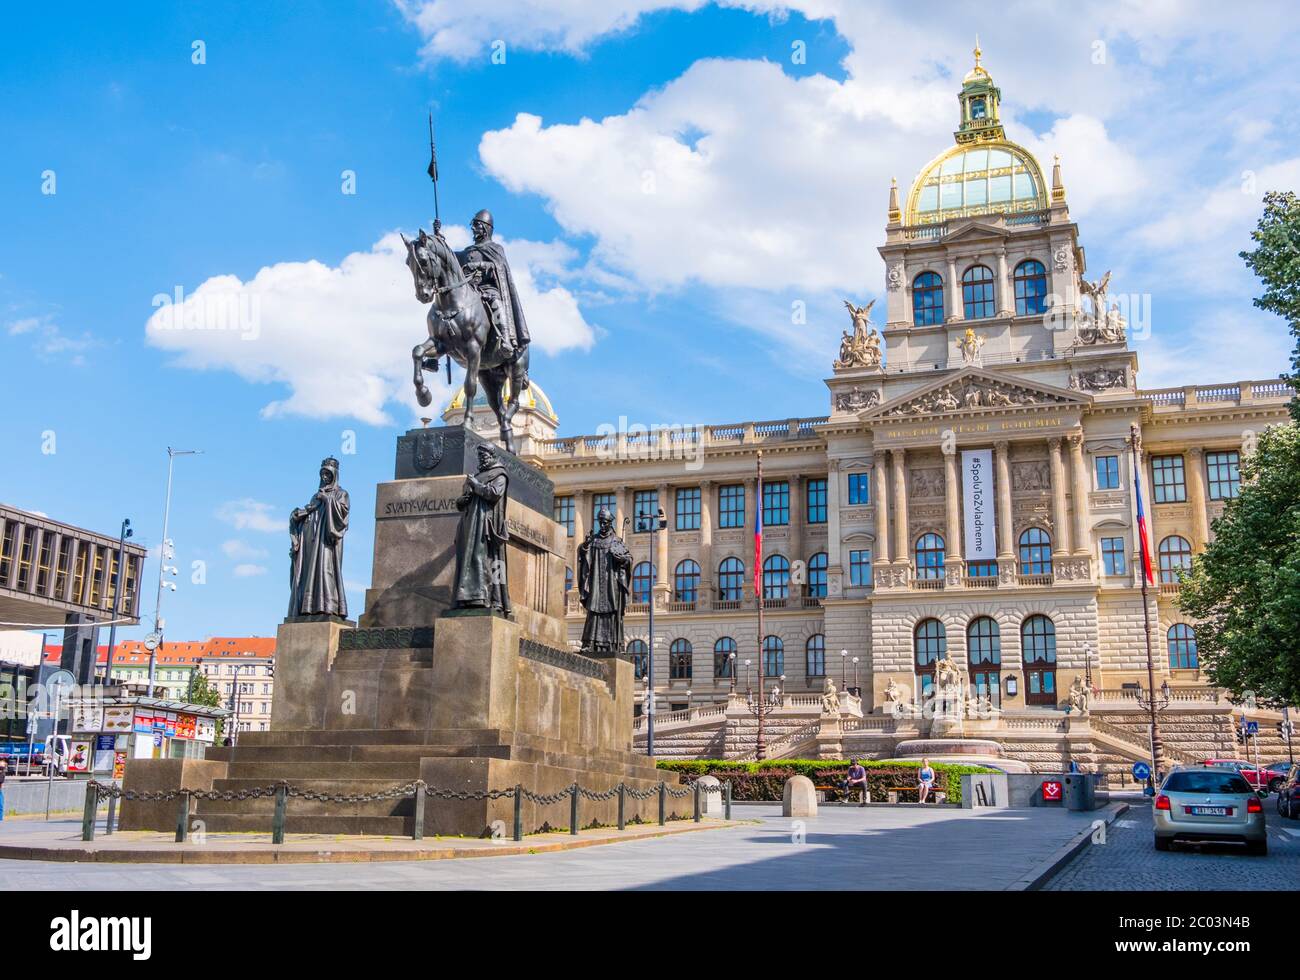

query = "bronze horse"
(402, 228), (530, 454)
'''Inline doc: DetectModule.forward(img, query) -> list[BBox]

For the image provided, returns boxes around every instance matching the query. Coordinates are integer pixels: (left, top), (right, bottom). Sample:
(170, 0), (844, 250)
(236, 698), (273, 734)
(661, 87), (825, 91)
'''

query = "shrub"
(656, 759), (997, 805)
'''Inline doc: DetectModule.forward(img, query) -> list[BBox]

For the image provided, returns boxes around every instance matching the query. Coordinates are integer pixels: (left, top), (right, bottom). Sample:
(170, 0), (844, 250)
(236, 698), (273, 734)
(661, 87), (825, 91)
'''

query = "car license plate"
(1189, 806), (1230, 816)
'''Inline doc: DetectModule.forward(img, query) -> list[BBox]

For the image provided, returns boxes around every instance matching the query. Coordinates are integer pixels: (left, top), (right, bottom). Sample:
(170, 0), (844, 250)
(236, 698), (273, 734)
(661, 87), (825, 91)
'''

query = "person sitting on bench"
(845, 759), (867, 804)
(918, 758), (936, 804)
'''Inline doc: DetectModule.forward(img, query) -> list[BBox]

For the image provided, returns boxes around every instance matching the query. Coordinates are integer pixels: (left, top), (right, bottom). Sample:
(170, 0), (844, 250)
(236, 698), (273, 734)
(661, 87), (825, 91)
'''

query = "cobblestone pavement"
(0, 804), (1107, 891)
(1046, 799), (1300, 890)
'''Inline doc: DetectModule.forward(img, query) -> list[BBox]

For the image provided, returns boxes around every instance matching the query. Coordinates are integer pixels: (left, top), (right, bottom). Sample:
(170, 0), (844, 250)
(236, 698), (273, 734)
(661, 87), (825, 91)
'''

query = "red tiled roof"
(43, 636), (275, 665)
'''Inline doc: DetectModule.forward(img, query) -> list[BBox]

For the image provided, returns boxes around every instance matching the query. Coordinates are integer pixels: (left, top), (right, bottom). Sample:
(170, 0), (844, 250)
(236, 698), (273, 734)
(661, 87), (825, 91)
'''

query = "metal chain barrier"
(82, 775), (733, 845)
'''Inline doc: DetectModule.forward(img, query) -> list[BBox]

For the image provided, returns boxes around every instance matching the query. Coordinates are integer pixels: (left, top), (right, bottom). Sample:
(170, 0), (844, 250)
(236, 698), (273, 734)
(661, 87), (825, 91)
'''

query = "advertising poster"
(67, 739), (92, 773)
(103, 705), (134, 733)
(195, 716), (217, 743)
(71, 702), (104, 734)
(961, 448), (997, 561)
(112, 751), (127, 779)
(176, 714), (197, 740)
(163, 712), (178, 737)
(93, 734), (116, 772)
(134, 712), (154, 734)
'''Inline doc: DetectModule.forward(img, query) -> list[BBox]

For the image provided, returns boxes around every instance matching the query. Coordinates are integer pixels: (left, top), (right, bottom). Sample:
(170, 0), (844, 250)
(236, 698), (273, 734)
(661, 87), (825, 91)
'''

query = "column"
(45, 531), (62, 599)
(827, 460), (843, 584)
(789, 474), (804, 566)
(1186, 447), (1208, 550)
(946, 256), (961, 322)
(699, 480), (714, 608)
(745, 477), (758, 601)
(891, 449), (909, 565)
(655, 483), (670, 597)
(1068, 432), (1091, 555)
(28, 526), (44, 597)
(572, 490), (588, 570)
(997, 248), (1011, 316)
(943, 446), (962, 563)
(1049, 437), (1071, 555)
(872, 455), (891, 564)
(994, 441), (1014, 562)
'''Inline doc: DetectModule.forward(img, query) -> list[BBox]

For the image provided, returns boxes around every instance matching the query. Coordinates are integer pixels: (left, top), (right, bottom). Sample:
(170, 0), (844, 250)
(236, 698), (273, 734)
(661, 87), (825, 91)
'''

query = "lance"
(426, 111), (440, 226)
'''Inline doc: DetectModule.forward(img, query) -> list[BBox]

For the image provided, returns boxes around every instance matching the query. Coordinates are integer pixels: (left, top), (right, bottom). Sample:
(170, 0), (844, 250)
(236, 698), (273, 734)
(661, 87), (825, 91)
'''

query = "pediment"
(866, 368), (1090, 421)
(939, 220), (1008, 243)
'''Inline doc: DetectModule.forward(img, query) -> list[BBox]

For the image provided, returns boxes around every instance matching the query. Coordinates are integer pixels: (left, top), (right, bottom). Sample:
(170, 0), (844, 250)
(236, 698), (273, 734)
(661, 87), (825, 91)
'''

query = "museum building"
(444, 52), (1291, 760)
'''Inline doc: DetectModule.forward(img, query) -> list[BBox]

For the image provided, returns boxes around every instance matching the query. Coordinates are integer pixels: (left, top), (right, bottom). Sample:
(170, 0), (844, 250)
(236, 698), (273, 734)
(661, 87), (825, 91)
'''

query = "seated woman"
(917, 757), (936, 804)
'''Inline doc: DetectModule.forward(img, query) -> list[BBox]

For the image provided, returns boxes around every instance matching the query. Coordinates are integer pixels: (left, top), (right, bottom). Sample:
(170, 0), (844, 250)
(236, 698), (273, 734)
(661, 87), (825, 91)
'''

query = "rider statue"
(433, 210), (531, 372)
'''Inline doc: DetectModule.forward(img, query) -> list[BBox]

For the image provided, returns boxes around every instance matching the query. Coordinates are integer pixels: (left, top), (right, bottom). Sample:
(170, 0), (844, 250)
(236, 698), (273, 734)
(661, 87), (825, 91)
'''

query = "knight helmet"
(471, 209), (494, 232)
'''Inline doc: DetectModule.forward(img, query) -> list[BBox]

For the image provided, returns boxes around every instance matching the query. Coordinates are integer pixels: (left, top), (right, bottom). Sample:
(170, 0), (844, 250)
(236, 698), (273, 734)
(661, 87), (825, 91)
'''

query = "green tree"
(1240, 190), (1300, 420)
(1178, 424), (1300, 706)
(185, 670), (227, 740)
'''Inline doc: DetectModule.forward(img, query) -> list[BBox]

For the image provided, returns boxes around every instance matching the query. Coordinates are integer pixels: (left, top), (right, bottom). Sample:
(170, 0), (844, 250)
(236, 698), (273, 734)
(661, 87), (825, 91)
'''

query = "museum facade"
(447, 52), (1292, 726)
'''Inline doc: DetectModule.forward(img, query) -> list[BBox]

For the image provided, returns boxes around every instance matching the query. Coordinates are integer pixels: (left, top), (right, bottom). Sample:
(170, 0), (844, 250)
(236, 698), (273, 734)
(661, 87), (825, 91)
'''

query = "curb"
(0, 819), (736, 865)
(1006, 801), (1129, 891)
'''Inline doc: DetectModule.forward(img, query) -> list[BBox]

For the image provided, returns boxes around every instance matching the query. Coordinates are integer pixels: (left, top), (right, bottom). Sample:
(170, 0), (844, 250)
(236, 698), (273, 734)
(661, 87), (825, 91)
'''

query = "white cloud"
(1134, 309), (1293, 390)
(232, 563), (269, 578)
(216, 499), (282, 534)
(144, 231), (594, 425)
(221, 539), (269, 561)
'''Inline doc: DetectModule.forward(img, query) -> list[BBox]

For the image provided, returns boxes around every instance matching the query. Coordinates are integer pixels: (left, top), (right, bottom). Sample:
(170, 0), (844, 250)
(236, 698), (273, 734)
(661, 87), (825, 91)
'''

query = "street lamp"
(728, 652), (737, 694)
(840, 648), (848, 686)
(634, 504), (666, 757)
(744, 659), (752, 694)
(148, 447), (201, 697)
(852, 656), (859, 691)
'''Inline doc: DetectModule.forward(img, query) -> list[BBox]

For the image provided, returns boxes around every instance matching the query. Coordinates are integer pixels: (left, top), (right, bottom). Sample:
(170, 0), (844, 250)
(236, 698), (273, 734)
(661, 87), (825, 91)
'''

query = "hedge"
(656, 759), (998, 805)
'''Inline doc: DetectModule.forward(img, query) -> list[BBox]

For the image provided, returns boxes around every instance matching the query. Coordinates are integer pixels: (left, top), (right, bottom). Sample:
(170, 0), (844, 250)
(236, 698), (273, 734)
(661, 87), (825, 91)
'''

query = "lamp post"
(1129, 423), (1167, 778)
(148, 448), (201, 697)
(744, 659), (751, 694)
(728, 652), (736, 694)
(840, 648), (848, 686)
(635, 504), (666, 757)
(852, 656), (859, 691)
(105, 518), (133, 677)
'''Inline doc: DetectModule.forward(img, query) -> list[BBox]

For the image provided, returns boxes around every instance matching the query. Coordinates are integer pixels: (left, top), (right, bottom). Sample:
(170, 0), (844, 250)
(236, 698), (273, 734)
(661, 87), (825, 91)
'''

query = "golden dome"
(446, 378), (558, 423)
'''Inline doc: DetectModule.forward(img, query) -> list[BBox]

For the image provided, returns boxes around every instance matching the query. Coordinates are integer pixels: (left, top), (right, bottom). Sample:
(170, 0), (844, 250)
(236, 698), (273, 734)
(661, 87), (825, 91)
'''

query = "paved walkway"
(1045, 799), (1300, 890)
(0, 805), (1114, 890)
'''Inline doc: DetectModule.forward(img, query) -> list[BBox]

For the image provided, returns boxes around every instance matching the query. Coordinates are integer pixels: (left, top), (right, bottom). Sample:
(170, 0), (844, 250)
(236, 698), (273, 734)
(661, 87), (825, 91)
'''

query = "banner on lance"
(961, 449), (997, 561)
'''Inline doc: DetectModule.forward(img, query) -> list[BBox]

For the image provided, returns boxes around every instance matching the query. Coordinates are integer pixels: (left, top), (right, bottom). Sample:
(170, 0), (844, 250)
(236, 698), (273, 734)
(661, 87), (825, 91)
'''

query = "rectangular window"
(1095, 455), (1120, 490)
(805, 478), (827, 524)
(849, 549), (872, 587)
(718, 484), (745, 529)
(632, 489), (658, 532)
(675, 487), (701, 531)
(591, 493), (616, 524)
(1206, 450), (1240, 500)
(553, 496), (575, 537)
(1151, 454), (1187, 504)
(1100, 537), (1127, 576)
(846, 472), (871, 506)
(762, 481), (790, 526)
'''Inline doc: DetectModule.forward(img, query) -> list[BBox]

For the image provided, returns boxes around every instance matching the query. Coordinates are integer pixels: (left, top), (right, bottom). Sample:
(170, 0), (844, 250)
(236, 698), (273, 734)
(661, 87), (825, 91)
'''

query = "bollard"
(658, 782), (666, 826)
(693, 781), (701, 822)
(80, 781), (99, 842)
(724, 780), (732, 821)
(271, 783), (288, 845)
(105, 792), (117, 836)
(175, 792), (190, 843)
(412, 781), (426, 841)
(513, 784), (524, 842)
(570, 783), (580, 836)
(617, 783), (626, 831)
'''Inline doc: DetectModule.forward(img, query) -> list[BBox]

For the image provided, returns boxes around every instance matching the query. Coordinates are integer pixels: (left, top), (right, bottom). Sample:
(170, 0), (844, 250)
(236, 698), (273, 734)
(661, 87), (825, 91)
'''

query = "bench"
(814, 782), (869, 805)
(885, 785), (947, 805)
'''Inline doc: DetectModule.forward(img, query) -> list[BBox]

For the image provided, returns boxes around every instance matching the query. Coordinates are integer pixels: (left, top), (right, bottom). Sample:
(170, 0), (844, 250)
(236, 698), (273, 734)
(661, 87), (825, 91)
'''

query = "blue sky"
(2, 1), (1297, 642)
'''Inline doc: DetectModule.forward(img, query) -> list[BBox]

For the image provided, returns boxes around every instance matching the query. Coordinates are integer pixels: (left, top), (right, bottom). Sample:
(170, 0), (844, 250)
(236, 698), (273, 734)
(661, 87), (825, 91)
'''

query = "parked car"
(1154, 766), (1268, 856)
(1264, 761), (1292, 793)
(1202, 758), (1268, 789)
(1276, 765), (1300, 819)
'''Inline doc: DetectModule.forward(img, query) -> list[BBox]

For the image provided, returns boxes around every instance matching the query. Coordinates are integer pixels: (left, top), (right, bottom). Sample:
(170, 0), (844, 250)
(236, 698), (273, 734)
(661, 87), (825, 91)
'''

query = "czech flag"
(754, 480), (764, 600)
(1134, 469), (1155, 586)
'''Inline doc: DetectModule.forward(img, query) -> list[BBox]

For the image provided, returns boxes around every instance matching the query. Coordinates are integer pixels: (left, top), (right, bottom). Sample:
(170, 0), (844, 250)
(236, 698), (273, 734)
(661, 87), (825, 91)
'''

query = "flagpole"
(755, 450), (766, 761)
(1130, 422), (1165, 780)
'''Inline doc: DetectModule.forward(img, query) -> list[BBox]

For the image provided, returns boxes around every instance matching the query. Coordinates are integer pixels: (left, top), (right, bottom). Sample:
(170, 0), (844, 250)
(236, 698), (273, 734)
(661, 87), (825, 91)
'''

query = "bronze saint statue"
(577, 508), (632, 656)
(452, 444), (511, 614)
(288, 457), (350, 619)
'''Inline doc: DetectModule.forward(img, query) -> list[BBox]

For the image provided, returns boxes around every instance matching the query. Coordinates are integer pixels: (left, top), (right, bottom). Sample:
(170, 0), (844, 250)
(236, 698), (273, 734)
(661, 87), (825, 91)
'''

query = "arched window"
(564, 566), (573, 594)
(631, 561), (656, 602)
(961, 264), (996, 319)
(626, 639), (648, 680)
(967, 617), (1002, 707)
(762, 554), (790, 599)
(1158, 536), (1193, 584)
(914, 619), (946, 695)
(717, 557), (744, 601)
(912, 271), (944, 325)
(1018, 527), (1053, 576)
(805, 634), (826, 677)
(1013, 259), (1048, 317)
(1167, 624), (1198, 669)
(673, 559), (700, 603)
(1021, 615), (1057, 705)
(762, 635), (784, 678)
(914, 533), (945, 579)
(807, 552), (828, 598)
(669, 638), (693, 680)
(713, 637), (736, 678)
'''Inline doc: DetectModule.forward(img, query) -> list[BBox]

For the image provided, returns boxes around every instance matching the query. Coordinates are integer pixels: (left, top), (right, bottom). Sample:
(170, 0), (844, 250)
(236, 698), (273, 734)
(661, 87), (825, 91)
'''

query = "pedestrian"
(917, 757), (936, 804)
(845, 758), (868, 805)
(0, 759), (7, 821)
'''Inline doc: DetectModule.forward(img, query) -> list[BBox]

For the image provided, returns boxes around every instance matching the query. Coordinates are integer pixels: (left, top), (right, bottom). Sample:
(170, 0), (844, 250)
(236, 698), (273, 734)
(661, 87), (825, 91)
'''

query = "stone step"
(196, 779), (418, 816)
(221, 761), (422, 780)
(208, 743), (515, 763)
(194, 812), (415, 836)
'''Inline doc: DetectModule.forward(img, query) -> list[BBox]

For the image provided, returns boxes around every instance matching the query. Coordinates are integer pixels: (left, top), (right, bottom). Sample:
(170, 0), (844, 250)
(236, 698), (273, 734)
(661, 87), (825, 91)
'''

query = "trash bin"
(1062, 773), (1095, 811)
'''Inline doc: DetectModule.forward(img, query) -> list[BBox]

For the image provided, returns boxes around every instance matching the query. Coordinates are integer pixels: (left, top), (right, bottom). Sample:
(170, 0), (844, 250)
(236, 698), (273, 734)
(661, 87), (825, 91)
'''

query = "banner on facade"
(961, 448), (997, 561)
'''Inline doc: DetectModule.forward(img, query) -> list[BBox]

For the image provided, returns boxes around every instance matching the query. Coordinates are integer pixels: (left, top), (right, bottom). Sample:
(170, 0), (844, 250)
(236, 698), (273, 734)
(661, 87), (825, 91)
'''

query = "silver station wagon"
(1153, 766), (1268, 856)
